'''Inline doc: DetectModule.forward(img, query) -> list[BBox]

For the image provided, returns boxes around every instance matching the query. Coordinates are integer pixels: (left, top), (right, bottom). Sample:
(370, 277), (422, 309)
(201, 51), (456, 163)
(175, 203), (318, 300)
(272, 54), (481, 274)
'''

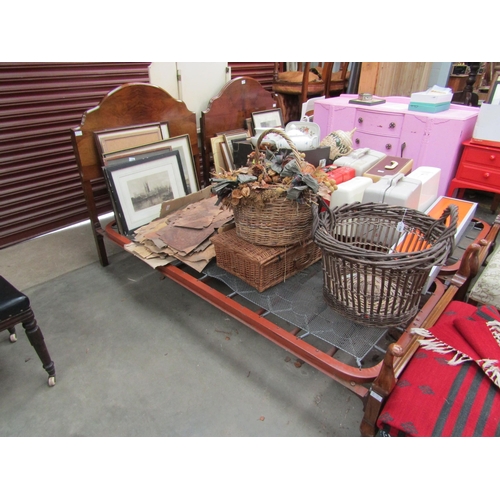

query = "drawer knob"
(358, 117), (363, 124)
(389, 122), (396, 128)
(385, 144), (392, 150)
(484, 172), (490, 179)
(490, 155), (496, 161)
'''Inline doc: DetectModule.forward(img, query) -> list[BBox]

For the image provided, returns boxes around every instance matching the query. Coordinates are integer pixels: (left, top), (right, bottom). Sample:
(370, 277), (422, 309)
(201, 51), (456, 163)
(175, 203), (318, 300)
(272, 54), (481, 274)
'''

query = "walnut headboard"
(70, 82), (199, 266)
(200, 77), (279, 182)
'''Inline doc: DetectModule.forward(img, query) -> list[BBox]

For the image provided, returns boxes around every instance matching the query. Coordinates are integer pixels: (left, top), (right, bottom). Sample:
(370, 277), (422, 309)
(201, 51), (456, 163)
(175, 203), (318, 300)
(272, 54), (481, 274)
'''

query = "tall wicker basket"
(232, 128), (316, 247)
(313, 202), (458, 327)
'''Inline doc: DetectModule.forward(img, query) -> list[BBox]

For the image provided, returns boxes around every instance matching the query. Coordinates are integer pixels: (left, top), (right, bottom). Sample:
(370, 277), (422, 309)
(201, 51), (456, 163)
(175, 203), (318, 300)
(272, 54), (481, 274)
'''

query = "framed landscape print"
(103, 150), (186, 235)
(102, 134), (199, 194)
(251, 109), (284, 130)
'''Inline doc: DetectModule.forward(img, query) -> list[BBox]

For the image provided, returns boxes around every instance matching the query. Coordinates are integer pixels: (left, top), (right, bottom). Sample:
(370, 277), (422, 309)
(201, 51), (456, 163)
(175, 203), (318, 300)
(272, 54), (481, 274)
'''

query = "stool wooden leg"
(22, 311), (56, 386)
(7, 326), (17, 343)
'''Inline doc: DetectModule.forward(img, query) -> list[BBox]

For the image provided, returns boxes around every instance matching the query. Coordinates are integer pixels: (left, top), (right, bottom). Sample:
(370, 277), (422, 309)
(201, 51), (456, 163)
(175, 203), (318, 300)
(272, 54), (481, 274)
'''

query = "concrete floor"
(0, 217), (364, 437)
(0, 191), (498, 438)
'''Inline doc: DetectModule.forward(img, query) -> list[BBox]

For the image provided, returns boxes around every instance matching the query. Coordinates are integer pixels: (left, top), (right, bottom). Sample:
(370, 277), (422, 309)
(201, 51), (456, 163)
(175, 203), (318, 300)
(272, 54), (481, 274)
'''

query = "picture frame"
(487, 71), (500, 105)
(103, 150), (186, 235)
(210, 136), (226, 174)
(161, 134), (199, 194)
(223, 129), (250, 163)
(94, 122), (170, 158)
(102, 141), (173, 166)
(252, 108), (284, 130)
(102, 134), (199, 195)
(220, 141), (233, 172)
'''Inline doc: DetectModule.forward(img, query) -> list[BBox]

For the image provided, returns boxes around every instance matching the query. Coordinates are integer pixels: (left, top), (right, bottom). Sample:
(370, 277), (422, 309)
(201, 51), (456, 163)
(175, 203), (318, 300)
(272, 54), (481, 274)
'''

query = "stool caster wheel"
(48, 376), (56, 387)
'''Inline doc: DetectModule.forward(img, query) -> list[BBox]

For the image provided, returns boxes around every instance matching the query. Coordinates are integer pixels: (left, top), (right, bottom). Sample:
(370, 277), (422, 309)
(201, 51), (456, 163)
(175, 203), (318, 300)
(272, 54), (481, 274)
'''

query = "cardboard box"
(471, 103), (500, 147)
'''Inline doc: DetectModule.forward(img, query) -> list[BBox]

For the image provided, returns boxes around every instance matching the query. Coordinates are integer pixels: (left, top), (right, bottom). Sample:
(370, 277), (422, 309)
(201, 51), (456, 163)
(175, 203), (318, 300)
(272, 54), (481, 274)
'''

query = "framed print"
(252, 108), (284, 130)
(220, 141), (233, 171)
(223, 130), (250, 163)
(94, 122), (170, 158)
(103, 150), (186, 235)
(211, 136), (226, 174)
(160, 134), (199, 194)
(103, 135), (199, 194)
(487, 71), (500, 105)
(102, 141), (173, 166)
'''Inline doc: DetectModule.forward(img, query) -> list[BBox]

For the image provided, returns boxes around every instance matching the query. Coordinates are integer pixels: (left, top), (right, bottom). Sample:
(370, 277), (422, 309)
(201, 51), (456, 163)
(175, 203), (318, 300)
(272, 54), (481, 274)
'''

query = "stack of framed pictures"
(93, 122), (199, 236)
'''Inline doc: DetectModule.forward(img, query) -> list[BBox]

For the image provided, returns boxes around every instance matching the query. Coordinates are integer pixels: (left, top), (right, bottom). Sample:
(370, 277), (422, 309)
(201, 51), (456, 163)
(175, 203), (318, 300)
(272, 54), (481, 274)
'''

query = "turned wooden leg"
(22, 310), (56, 386)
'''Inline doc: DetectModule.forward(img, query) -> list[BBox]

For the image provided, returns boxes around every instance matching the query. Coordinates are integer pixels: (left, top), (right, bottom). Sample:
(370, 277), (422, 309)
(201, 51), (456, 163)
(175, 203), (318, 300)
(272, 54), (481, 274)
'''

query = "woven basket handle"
(425, 203), (459, 256)
(256, 128), (304, 166)
(312, 196), (336, 236)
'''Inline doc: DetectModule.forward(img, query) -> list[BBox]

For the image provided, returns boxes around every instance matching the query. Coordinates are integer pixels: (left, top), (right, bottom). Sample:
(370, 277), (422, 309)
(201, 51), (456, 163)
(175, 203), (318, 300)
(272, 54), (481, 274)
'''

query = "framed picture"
(94, 122), (170, 158)
(220, 141), (233, 172)
(103, 150), (186, 235)
(252, 108), (284, 130)
(103, 141), (173, 166)
(223, 130), (250, 163)
(210, 136), (226, 174)
(103, 135), (199, 195)
(160, 134), (199, 194)
(487, 71), (500, 105)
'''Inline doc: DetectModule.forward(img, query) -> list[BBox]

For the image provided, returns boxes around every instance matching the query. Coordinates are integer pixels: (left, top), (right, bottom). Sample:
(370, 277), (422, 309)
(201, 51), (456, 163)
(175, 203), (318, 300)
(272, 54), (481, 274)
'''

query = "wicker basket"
(211, 228), (321, 292)
(232, 128), (315, 247)
(313, 202), (458, 327)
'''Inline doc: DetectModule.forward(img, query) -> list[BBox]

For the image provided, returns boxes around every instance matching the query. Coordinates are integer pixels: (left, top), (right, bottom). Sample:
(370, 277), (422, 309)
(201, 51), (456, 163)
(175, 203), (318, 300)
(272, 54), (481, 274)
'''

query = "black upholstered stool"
(0, 275), (56, 387)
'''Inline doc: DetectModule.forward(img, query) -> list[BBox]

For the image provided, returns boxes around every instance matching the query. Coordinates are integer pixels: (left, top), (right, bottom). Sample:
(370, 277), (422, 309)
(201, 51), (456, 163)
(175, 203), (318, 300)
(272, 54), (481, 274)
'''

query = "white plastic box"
(329, 176), (373, 207)
(406, 166), (441, 212)
(332, 148), (386, 176)
(362, 173), (422, 209)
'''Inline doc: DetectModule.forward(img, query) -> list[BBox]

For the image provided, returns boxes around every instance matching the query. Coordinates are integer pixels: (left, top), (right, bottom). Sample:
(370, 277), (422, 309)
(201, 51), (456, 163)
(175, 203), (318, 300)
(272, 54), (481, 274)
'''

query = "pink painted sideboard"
(314, 94), (480, 196)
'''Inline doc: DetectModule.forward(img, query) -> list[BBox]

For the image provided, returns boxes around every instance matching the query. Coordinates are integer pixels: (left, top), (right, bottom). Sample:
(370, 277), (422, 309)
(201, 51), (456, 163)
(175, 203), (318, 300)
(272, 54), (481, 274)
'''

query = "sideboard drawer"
(462, 146), (500, 169)
(455, 162), (500, 186)
(353, 131), (400, 154)
(354, 109), (404, 137)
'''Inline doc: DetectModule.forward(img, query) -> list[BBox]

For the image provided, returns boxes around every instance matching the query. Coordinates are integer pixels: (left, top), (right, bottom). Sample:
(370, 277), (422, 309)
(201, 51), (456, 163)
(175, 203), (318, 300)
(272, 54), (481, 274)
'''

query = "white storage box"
(410, 87), (453, 104)
(471, 103), (500, 148)
(332, 148), (386, 176)
(362, 173), (422, 209)
(406, 166), (441, 211)
(329, 176), (373, 207)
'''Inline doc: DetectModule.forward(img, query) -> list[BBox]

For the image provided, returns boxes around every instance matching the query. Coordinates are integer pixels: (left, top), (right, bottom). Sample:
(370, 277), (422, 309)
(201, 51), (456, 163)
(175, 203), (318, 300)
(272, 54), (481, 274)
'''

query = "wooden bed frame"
(70, 80), (494, 436)
(200, 76), (279, 183)
(70, 82), (201, 267)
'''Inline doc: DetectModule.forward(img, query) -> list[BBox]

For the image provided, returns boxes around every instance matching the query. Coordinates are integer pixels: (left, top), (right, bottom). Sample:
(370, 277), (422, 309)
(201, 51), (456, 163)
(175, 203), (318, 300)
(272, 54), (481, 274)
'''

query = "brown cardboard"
(159, 186), (213, 218)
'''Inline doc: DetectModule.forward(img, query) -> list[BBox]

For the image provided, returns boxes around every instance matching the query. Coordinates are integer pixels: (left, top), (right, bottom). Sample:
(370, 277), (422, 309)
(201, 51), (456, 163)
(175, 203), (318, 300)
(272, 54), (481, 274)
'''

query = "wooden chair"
(272, 63), (334, 123)
(70, 82), (200, 267)
(360, 217), (500, 437)
(313, 62), (350, 97)
(0, 275), (56, 387)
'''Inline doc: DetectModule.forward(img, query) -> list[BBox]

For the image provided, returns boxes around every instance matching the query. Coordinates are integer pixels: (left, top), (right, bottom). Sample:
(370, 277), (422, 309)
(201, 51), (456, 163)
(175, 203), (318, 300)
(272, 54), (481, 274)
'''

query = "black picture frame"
(103, 150), (187, 236)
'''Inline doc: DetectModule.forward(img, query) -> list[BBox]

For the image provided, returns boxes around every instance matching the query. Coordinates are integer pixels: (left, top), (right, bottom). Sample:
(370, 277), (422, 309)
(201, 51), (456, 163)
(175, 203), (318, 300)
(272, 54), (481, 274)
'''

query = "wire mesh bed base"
(203, 260), (388, 366)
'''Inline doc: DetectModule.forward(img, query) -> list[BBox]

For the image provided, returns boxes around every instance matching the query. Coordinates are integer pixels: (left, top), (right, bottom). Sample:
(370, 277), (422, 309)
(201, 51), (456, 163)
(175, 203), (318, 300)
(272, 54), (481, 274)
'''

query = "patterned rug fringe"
(412, 328), (472, 365)
(488, 321), (500, 347)
(479, 360), (500, 388)
(412, 327), (500, 389)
